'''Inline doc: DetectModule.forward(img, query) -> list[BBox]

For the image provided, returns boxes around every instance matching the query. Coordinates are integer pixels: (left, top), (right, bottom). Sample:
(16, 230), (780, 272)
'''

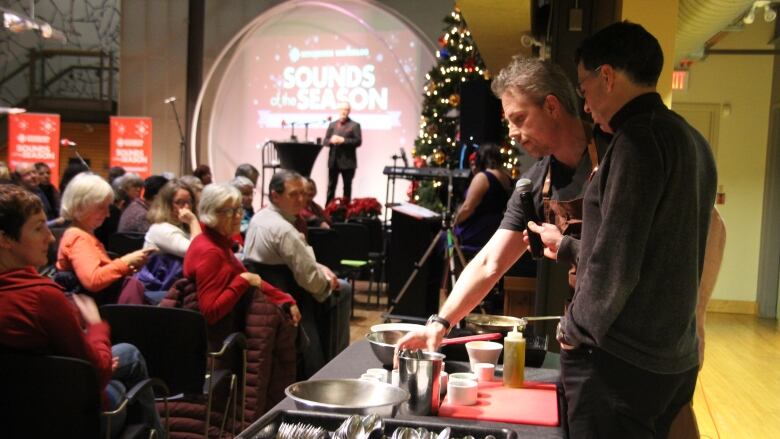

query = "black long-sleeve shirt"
(561, 93), (717, 374)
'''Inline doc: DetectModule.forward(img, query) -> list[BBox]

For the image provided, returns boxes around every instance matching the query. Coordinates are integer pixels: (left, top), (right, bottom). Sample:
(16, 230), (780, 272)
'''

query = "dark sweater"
(561, 93), (717, 374)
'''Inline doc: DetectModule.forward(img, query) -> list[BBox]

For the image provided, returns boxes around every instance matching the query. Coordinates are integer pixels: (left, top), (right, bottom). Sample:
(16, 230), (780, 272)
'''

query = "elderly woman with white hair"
(56, 173), (155, 304)
(183, 183), (300, 326)
(230, 176), (255, 236)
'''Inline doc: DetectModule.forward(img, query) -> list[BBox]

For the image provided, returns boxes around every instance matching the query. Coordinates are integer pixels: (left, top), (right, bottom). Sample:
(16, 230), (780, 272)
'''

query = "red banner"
(7, 113), (61, 187)
(110, 116), (152, 178)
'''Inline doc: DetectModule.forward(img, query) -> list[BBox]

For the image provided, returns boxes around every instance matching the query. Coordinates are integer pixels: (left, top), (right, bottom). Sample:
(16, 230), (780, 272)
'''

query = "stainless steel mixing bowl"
(366, 330), (408, 366)
(285, 379), (410, 417)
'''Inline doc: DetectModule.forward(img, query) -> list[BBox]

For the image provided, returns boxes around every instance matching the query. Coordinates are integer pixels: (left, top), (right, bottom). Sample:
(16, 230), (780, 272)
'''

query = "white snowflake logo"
(135, 121), (149, 138)
(40, 118), (57, 134)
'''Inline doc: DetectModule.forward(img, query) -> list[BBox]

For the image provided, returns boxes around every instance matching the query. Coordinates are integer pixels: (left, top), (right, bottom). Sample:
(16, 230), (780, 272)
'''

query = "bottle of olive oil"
(503, 326), (526, 388)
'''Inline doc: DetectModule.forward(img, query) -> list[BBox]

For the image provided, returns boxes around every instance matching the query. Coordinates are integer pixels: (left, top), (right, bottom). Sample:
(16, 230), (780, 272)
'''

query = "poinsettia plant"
(346, 197), (382, 219)
(325, 197), (382, 222)
(324, 197), (349, 222)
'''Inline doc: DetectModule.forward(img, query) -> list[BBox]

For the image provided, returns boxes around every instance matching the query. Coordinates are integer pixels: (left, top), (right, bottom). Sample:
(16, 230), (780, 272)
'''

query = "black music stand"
(272, 141), (323, 177)
(385, 169), (467, 320)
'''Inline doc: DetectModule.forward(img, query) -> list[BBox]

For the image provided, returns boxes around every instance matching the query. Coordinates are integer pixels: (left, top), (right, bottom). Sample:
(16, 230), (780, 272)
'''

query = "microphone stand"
(290, 122), (298, 142)
(383, 154), (402, 225)
(70, 144), (90, 170)
(167, 99), (187, 176)
(385, 167), (467, 318)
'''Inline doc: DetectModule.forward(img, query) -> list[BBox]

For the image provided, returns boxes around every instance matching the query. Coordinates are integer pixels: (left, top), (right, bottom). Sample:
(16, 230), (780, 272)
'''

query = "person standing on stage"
(325, 102), (362, 203)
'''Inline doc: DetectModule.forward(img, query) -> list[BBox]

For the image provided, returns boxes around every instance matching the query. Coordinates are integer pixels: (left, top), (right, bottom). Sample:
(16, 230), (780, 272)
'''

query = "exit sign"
(672, 70), (689, 91)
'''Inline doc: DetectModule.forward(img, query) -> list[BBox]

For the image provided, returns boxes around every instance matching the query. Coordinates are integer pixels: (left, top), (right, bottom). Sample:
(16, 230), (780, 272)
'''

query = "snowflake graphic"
(16, 119), (29, 131)
(116, 123), (126, 135)
(135, 121), (149, 138)
(40, 118), (57, 134)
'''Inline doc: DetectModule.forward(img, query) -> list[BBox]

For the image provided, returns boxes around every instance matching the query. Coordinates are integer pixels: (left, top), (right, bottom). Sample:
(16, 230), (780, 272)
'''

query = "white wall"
(672, 19), (775, 303)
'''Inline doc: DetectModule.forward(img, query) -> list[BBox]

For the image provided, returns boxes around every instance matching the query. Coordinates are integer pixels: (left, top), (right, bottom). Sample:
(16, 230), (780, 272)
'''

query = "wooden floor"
(692, 312), (780, 439)
(348, 284), (780, 438)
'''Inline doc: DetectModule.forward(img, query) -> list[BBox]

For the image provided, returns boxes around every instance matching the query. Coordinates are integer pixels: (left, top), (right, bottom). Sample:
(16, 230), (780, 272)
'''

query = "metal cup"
(398, 350), (445, 415)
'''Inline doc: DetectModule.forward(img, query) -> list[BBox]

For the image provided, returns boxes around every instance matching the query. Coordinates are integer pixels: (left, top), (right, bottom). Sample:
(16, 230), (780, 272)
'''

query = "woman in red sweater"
(0, 185), (164, 437)
(183, 182), (300, 326)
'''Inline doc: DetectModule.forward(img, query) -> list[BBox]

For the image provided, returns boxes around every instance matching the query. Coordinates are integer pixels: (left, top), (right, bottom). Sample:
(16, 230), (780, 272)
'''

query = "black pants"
(561, 345), (698, 439)
(327, 167), (355, 203)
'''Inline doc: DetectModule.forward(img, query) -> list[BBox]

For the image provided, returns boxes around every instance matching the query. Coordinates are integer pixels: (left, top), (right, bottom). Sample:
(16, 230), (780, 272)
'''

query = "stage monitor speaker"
(459, 79), (503, 145)
(387, 209), (442, 319)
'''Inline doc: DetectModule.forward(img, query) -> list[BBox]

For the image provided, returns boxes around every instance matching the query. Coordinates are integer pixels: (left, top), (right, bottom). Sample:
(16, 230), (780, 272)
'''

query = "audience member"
(230, 176), (255, 235)
(59, 159), (90, 194)
(145, 180), (202, 258)
(117, 175), (169, 233)
(14, 162), (57, 221)
(193, 164), (212, 186)
(57, 173), (154, 304)
(183, 183), (300, 327)
(0, 185), (164, 436)
(0, 161), (11, 183)
(93, 173), (134, 246)
(112, 173), (144, 211)
(34, 162), (60, 217)
(300, 177), (331, 229)
(244, 170), (351, 377)
(234, 163), (260, 186)
(107, 166), (126, 186)
(179, 175), (204, 205)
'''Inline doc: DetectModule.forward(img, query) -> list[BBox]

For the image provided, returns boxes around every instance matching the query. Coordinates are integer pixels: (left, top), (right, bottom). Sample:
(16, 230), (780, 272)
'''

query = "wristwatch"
(427, 314), (452, 335)
(556, 321), (566, 344)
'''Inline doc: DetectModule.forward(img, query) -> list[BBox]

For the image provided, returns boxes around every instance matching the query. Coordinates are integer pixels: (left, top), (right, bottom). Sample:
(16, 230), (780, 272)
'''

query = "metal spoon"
(436, 427), (451, 439)
(361, 414), (384, 439)
(391, 426), (420, 439)
(334, 415), (364, 439)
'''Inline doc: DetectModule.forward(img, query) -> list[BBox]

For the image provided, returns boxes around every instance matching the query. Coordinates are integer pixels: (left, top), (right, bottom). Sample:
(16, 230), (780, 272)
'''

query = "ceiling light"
(743, 5), (756, 24)
(0, 107), (26, 115)
(765, 5), (777, 22)
(0, 6), (66, 42)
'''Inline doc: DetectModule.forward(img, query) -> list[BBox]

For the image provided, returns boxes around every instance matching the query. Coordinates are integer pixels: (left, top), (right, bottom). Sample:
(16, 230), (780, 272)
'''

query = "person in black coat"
(325, 102), (361, 203)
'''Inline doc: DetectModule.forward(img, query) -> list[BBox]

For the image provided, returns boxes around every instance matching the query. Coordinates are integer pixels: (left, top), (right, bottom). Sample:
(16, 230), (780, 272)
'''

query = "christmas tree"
(411, 6), (521, 210)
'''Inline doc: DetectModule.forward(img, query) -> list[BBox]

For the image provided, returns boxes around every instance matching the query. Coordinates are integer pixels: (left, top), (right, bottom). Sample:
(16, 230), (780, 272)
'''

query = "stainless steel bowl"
(284, 379), (410, 417)
(464, 313), (527, 334)
(366, 330), (408, 366)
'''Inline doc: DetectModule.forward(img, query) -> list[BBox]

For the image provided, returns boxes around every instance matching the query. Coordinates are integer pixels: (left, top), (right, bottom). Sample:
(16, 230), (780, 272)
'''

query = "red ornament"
(438, 36), (447, 48)
(464, 57), (476, 72)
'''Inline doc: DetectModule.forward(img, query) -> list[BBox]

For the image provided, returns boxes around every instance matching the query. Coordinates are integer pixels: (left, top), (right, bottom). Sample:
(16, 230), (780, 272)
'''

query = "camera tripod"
(387, 170), (467, 317)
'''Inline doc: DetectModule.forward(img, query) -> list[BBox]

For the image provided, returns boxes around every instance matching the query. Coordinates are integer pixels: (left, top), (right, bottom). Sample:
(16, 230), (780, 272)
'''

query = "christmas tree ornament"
(433, 149), (447, 165)
(448, 93), (460, 107)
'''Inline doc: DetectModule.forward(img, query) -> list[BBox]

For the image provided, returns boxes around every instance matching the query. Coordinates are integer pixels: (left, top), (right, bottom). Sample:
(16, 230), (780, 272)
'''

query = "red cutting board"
(438, 380), (559, 427)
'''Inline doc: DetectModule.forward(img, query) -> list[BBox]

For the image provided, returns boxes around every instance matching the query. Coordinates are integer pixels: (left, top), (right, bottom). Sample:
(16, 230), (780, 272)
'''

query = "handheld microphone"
(399, 148), (409, 168)
(163, 96), (176, 104)
(515, 178), (544, 260)
(60, 138), (76, 147)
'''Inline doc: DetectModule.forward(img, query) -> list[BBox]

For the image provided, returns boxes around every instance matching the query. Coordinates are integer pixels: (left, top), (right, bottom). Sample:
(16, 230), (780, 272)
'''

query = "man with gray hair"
(397, 56), (604, 356)
(243, 169), (351, 377)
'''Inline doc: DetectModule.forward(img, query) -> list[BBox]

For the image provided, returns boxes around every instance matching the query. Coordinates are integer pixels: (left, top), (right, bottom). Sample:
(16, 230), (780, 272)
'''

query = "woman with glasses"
(183, 183), (301, 326)
(144, 180), (202, 258)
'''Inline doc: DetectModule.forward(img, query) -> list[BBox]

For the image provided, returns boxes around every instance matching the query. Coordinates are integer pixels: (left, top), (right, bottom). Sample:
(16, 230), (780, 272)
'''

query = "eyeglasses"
(576, 65), (604, 99)
(216, 207), (243, 216)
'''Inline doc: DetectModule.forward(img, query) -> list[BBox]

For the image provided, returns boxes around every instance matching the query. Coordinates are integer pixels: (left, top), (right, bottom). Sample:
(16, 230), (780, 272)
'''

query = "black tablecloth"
(238, 340), (566, 438)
